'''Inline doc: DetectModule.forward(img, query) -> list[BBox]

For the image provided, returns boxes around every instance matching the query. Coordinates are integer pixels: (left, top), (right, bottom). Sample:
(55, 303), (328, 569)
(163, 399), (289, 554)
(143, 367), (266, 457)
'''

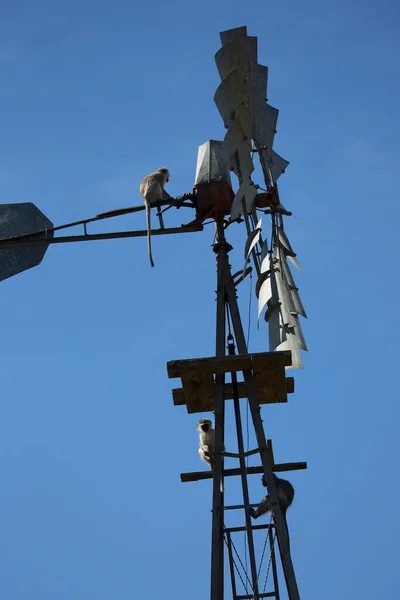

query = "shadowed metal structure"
(0, 203), (54, 282)
(0, 25), (307, 600)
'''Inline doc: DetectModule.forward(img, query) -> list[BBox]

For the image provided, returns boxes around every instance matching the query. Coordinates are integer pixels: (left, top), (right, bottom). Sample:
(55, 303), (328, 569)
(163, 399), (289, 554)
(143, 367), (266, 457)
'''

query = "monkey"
(250, 473), (294, 549)
(197, 418), (214, 469)
(139, 167), (170, 267)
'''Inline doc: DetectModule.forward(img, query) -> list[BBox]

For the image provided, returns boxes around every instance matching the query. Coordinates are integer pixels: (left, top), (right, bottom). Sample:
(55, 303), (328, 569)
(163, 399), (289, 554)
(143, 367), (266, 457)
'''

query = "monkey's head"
(157, 167), (169, 183)
(197, 418), (212, 433)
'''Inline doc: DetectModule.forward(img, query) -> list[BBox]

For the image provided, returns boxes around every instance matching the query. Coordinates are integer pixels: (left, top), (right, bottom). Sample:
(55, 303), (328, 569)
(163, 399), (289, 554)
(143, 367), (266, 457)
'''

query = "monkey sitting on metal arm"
(197, 418), (214, 469)
(139, 167), (171, 267)
(250, 473), (295, 548)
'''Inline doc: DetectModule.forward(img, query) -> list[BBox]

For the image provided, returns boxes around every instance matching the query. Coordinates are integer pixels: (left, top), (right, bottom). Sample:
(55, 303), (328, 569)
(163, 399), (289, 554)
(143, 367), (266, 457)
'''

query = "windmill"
(0, 25), (307, 600)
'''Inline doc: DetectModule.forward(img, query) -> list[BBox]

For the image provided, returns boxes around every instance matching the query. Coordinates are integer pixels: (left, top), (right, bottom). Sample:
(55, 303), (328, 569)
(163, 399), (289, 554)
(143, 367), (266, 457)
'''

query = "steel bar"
(226, 532), (238, 600)
(224, 447), (262, 459)
(224, 504), (261, 511)
(229, 336), (260, 599)
(269, 527), (281, 600)
(180, 462), (307, 482)
(237, 593), (275, 599)
(0, 226), (202, 248)
(225, 524), (273, 534)
(210, 220), (228, 600)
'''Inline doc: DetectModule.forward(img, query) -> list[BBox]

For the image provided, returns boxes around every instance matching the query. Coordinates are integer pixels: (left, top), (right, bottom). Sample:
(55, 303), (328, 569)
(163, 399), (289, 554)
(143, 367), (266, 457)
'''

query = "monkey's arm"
(250, 495), (271, 519)
(199, 446), (212, 465)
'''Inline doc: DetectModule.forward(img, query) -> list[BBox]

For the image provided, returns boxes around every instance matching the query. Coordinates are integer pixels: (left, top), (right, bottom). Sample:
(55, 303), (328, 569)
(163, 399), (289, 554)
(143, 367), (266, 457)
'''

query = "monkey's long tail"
(145, 202), (155, 267)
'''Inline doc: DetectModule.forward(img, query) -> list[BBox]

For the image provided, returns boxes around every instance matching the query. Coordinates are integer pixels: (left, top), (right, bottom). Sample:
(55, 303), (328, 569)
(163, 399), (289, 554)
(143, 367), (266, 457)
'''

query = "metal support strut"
(209, 220), (301, 600)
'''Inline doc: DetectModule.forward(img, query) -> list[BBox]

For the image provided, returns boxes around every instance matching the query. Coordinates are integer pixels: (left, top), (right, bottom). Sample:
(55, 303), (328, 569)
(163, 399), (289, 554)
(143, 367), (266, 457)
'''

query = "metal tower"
(168, 26), (308, 600)
(0, 25), (307, 600)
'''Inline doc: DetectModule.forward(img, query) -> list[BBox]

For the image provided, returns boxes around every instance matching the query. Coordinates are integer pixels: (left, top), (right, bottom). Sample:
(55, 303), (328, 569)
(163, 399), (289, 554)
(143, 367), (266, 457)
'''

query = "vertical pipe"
(210, 220), (228, 600)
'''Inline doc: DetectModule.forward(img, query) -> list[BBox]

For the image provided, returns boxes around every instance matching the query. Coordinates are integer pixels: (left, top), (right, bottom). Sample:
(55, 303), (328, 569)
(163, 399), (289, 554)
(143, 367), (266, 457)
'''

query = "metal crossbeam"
(180, 462), (307, 483)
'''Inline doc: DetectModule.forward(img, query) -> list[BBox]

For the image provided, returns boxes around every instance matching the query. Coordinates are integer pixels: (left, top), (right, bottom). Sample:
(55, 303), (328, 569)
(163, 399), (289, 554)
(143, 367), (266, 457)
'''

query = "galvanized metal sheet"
(236, 145), (255, 181)
(254, 103), (279, 150)
(250, 65), (269, 138)
(275, 264), (295, 327)
(270, 150), (289, 180)
(260, 239), (269, 270)
(214, 69), (249, 130)
(244, 218), (262, 259)
(277, 316), (307, 353)
(286, 347), (303, 369)
(268, 310), (305, 368)
(287, 254), (302, 271)
(230, 178), (258, 220)
(0, 202), (53, 282)
(277, 227), (295, 255)
(277, 227), (302, 270)
(219, 26), (248, 46)
(215, 36), (258, 80)
(280, 255), (307, 317)
(242, 218), (262, 276)
(267, 304), (283, 353)
(222, 117), (253, 175)
(195, 140), (232, 186)
(258, 274), (272, 319)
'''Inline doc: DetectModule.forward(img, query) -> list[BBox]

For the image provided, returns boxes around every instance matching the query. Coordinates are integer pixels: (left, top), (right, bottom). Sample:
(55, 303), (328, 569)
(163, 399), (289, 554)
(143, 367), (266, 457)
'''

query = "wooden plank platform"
(180, 461), (307, 483)
(172, 378), (294, 412)
(167, 351), (293, 414)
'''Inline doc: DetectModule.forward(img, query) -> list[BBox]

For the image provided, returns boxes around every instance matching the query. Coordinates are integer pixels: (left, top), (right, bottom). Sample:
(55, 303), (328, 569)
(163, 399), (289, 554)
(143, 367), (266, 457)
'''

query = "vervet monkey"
(197, 418), (214, 468)
(250, 473), (294, 547)
(139, 167), (170, 267)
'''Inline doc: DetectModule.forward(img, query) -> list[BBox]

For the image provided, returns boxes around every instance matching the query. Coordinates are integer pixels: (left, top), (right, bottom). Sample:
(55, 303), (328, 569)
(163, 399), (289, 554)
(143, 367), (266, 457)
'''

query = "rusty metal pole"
(210, 220), (228, 600)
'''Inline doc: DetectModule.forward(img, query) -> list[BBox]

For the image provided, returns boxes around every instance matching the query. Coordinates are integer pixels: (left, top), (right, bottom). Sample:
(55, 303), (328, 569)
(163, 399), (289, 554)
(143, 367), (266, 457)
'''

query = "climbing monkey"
(250, 473), (295, 548)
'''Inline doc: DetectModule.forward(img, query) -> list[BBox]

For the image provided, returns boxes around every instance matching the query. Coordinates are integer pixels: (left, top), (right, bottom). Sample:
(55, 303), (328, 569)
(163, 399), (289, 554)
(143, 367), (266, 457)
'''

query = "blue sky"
(0, 0), (399, 598)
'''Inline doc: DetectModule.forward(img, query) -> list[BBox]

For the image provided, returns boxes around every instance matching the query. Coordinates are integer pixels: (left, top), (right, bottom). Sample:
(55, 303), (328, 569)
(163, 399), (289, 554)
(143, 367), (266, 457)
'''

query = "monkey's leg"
(156, 202), (165, 229)
(250, 495), (271, 519)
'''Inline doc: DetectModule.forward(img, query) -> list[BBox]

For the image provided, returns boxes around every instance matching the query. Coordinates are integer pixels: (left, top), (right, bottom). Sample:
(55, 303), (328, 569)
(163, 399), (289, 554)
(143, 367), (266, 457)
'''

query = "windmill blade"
(267, 304), (283, 354)
(260, 238), (269, 269)
(278, 227), (302, 271)
(230, 178), (258, 220)
(222, 117), (254, 177)
(214, 69), (252, 133)
(286, 347), (304, 370)
(274, 260), (297, 327)
(277, 227), (295, 256)
(219, 25), (248, 46)
(277, 315), (308, 353)
(254, 104), (279, 151)
(280, 255), (307, 318)
(244, 218), (262, 259)
(242, 218), (262, 278)
(270, 150), (289, 180)
(215, 35), (258, 80)
(267, 307), (306, 368)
